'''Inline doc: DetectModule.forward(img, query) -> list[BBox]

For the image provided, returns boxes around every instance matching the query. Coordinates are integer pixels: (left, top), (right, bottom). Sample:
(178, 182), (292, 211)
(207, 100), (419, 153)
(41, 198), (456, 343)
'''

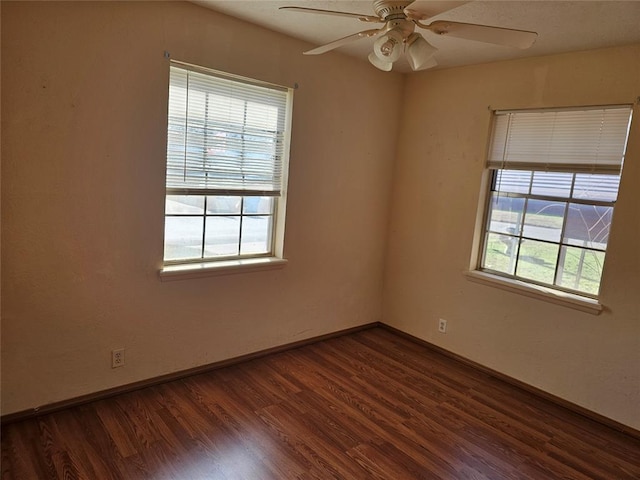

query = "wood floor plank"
(183, 374), (315, 479)
(2, 327), (639, 479)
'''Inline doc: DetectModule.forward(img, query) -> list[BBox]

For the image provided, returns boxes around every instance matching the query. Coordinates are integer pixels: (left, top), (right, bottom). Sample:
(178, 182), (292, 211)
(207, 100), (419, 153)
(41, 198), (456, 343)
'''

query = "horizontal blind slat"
(166, 65), (290, 193)
(487, 106), (633, 172)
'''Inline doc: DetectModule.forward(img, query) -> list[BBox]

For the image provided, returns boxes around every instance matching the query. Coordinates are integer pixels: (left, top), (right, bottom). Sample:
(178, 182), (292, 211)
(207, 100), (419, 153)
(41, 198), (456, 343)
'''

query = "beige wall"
(383, 45), (640, 429)
(0, 1), (404, 414)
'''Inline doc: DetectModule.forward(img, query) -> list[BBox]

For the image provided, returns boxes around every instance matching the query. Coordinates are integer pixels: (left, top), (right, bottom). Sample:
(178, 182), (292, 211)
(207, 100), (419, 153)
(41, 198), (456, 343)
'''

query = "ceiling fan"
(280, 0), (538, 71)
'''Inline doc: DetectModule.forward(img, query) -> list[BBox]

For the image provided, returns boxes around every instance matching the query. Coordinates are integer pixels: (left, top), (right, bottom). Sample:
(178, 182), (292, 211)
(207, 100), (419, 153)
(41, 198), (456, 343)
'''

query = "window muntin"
(163, 63), (292, 264)
(478, 105), (633, 298)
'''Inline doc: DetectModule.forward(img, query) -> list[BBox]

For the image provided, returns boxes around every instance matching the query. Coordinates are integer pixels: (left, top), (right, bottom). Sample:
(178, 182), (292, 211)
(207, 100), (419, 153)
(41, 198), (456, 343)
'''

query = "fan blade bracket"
(414, 20), (449, 36)
(429, 22), (452, 36)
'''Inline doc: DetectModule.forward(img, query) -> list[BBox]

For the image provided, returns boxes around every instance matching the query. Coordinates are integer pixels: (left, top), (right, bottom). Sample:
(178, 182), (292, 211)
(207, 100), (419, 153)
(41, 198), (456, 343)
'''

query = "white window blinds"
(166, 64), (290, 195)
(487, 106), (633, 173)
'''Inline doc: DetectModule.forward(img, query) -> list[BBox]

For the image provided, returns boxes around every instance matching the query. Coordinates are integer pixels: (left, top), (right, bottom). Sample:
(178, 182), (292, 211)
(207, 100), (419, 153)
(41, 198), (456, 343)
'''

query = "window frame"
(478, 169), (619, 299)
(468, 104), (633, 312)
(160, 61), (293, 278)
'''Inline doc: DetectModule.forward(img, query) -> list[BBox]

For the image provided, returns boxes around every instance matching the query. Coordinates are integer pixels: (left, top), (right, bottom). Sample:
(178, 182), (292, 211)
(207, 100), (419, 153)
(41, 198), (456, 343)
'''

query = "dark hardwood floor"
(2, 327), (639, 479)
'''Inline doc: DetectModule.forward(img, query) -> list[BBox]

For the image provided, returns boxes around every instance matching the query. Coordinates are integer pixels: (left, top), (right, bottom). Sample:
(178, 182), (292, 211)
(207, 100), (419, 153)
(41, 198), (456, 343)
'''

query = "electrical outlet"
(438, 318), (447, 333)
(112, 348), (125, 368)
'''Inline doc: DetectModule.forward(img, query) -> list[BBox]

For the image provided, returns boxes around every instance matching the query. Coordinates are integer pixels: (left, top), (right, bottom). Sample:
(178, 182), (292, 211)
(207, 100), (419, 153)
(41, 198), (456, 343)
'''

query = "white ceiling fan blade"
(421, 20), (538, 49)
(404, 1), (470, 21)
(279, 6), (381, 23)
(304, 28), (385, 55)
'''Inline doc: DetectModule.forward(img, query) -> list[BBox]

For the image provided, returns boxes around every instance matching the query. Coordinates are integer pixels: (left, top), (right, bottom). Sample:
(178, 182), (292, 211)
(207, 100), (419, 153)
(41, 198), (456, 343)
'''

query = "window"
(477, 105), (633, 298)
(163, 62), (292, 267)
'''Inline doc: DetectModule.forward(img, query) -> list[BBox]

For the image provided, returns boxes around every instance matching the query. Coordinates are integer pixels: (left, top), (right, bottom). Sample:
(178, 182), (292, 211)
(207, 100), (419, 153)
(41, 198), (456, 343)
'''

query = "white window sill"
(463, 270), (603, 315)
(160, 257), (288, 281)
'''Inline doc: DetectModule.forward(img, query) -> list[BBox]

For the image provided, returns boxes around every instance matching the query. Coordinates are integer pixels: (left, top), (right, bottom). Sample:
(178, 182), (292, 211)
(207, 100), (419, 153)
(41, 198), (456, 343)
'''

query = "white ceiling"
(193, 1), (640, 72)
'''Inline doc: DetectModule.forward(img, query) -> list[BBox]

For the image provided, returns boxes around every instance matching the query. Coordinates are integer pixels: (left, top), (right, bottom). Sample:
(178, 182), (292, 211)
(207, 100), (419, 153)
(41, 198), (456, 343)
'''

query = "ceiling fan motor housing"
(373, 0), (413, 20)
(373, 1), (416, 41)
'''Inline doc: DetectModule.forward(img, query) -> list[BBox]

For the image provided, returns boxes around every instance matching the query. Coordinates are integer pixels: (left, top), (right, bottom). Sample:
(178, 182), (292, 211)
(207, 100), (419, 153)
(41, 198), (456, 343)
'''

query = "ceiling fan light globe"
(407, 34), (438, 71)
(410, 55), (438, 71)
(373, 30), (403, 63)
(368, 52), (393, 71)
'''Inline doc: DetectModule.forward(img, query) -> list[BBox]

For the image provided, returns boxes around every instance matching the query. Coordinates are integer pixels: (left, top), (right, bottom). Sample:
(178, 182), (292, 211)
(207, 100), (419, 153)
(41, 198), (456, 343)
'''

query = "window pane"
(522, 199), (566, 243)
(165, 195), (204, 214)
(206, 196), (241, 214)
(557, 246), (605, 295)
(164, 217), (203, 261)
(494, 169), (531, 194)
(487, 193), (525, 235)
(515, 239), (559, 285)
(482, 232), (518, 275)
(563, 203), (612, 250)
(204, 216), (240, 256)
(240, 216), (272, 255)
(573, 174), (620, 202)
(243, 196), (274, 215)
(530, 171), (573, 198)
